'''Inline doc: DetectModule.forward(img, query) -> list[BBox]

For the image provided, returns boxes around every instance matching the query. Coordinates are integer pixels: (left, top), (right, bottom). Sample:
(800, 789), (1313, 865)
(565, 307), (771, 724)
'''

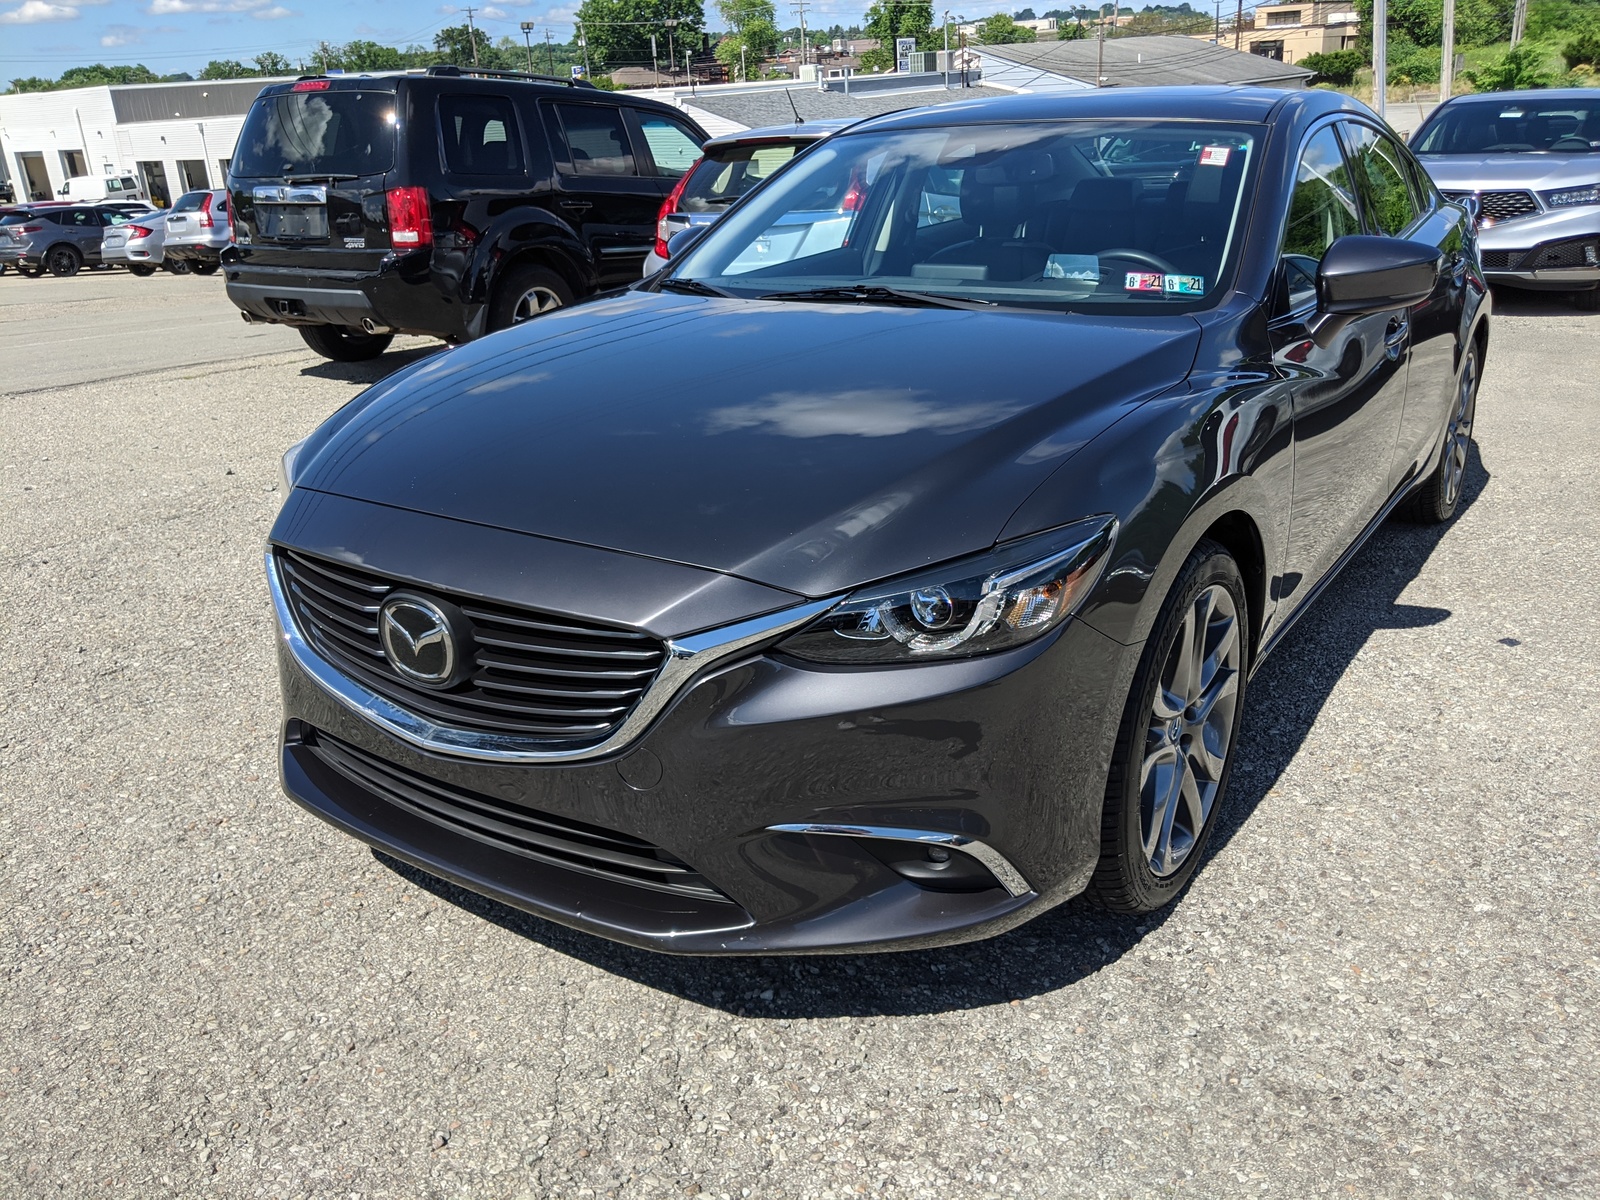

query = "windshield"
(681, 141), (812, 212)
(669, 120), (1258, 311)
(1415, 102), (1600, 154)
(233, 89), (396, 178)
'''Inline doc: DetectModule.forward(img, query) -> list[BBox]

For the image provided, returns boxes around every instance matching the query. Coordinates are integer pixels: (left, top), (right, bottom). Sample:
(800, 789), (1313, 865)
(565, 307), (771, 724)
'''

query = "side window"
(439, 94), (525, 176)
(553, 104), (636, 177)
(1279, 126), (1363, 312)
(67, 208), (98, 227)
(1341, 122), (1421, 237)
(635, 114), (702, 178)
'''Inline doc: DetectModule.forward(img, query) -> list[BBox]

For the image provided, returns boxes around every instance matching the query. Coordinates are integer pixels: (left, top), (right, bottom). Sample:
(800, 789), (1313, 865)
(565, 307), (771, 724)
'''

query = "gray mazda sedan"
(268, 87), (1488, 954)
(1412, 89), (1600, 308)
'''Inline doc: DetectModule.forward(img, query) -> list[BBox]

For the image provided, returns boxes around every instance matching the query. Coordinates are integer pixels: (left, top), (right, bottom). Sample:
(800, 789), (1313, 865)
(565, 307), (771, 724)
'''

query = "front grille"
(1477, 190), (1539, 224)
(1525, 238), (1596, 269)
(301, 727), (734, 903)
(278, 549), (666, 742)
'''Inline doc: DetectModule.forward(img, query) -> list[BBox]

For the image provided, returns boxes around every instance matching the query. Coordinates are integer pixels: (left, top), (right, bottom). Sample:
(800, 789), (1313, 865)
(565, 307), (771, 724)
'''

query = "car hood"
(294, 291), (1200, 598)
(1419, 153), (1600, 191)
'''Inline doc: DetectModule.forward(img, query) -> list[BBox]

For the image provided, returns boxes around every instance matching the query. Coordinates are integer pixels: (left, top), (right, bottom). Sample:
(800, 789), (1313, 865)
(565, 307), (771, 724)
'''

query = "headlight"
(1542, 184), (1600, 209)
(278, 436), (309, 494)
(780, 517), (1116, 665)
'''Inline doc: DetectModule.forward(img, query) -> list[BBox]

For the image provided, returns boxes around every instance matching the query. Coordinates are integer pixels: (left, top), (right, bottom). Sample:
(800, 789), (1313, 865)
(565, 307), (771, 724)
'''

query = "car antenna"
(786, 87), (803, 125)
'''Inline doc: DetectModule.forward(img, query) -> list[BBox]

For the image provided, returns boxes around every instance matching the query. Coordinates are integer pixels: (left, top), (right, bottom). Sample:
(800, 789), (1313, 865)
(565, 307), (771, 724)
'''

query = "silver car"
(162, 188), (229, 276)
(1412, 89), (1600, 308)
(101, 209), (172, 275)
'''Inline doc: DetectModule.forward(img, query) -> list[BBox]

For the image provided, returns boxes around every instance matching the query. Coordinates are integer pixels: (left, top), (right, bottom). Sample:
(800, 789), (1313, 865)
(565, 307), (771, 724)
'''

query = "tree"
(860, 0), (936, 70)
(8, 77), (55, 93)
(976, 13), (1038, 42)
(1563, 31), (1600, 68)
(1353, 0), (1510, 56)
(717, 0), (781, 78)
(254, 52), (293, 75)
(341, 40), (405, 72)
(55, 64), (160, 88)
(1465, 40), (1557, 90)
(1057, 20), (1087, 37)
(573, 0), (706, 72)
(199, 60), (256, 80)
(1299, 48), (1363, 85)
(1014, 6), (1037, 17)
(434, 23), (497, 67)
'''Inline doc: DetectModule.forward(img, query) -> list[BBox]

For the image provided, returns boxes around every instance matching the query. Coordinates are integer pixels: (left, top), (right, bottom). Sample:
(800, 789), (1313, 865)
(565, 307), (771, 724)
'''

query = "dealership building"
(0, 77), (283, 205)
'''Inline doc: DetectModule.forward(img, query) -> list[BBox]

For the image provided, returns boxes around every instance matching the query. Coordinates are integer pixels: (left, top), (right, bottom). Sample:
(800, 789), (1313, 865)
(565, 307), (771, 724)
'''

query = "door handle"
(559, 200), (592, 212)
(1384, 315), (1409, 359)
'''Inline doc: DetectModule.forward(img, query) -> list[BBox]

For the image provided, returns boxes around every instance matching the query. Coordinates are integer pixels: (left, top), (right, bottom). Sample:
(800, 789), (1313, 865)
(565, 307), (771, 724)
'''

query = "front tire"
(1088, 541), (1249, 913)
(298, 324), (394, 362)
(47, 245), (81, 277)
(164, 259), (191, 275)
(1400, 341), (1479, 524)
(1570, 286), (1600, 312)
(127, 265), (157, 277)
(488, 262), (573, 332)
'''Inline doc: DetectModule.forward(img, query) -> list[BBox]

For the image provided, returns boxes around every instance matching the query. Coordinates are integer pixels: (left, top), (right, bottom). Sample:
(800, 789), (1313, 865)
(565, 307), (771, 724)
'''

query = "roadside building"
(0, 77), (281, 206)
(1230, 0), (1362, 62)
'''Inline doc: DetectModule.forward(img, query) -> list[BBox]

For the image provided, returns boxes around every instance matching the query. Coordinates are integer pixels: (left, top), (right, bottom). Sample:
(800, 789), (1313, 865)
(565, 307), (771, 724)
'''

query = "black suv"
(223, 67), (708, 361)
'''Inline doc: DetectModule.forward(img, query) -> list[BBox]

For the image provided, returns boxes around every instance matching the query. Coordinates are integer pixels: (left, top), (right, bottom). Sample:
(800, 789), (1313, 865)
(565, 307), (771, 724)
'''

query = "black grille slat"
(1480, 190), (1538, 223)
(305, 729), (734, 903)
(278, 549), (666, 742)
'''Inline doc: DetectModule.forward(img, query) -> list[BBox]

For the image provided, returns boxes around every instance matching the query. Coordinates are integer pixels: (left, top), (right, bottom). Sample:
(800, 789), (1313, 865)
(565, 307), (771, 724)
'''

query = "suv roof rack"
(426, 64), (597, 89)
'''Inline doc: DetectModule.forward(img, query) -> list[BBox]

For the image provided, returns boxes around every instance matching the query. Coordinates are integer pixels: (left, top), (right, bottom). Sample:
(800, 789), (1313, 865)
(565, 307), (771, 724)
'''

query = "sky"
(0, 0), (1114, 82)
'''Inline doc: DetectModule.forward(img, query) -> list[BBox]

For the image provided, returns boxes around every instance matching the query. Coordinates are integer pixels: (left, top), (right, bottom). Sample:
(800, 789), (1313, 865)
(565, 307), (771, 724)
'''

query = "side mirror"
(665, 224), (708, 260)
(1317, 235), (1439, 315)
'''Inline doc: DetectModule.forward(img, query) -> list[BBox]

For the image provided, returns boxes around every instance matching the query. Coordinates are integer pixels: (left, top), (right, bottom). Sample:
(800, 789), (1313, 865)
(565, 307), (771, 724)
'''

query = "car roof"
(703, 119), (856, 152)
(838, 85), (1365, 135)
(1434, 88), (1600, 108)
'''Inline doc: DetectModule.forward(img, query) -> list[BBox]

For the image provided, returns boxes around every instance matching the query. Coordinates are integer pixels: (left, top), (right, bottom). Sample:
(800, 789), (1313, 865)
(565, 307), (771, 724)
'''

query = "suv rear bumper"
(224, 257), (479, 339)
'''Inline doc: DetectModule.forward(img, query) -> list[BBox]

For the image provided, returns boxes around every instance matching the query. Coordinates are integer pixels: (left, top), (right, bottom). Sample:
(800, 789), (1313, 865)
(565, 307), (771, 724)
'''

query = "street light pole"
(1373, 0), (1387, 117)
(520, 21), (536, 73)
(665, 18), (678, 85)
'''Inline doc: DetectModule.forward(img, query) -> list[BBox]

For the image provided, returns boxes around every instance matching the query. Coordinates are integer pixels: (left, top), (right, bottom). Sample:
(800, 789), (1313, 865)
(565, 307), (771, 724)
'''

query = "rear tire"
(164, 259), (191, 275)
(127, 265), (157, 277)
(488, 262), (573, 332)
(299, 324), (394, 362)
(1087, 541), (1249, 914)
(1570, 287), (1600, 312)
(46, 245), (81, 277)
(17, 265), (44, 279)
(1400, 341), (1479, 525)
(191, 260), (220, 276)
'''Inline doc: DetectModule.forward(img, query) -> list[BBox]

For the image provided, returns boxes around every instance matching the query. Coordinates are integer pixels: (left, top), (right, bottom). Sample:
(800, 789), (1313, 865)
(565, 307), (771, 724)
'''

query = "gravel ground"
(1, 280), (1597, 1199)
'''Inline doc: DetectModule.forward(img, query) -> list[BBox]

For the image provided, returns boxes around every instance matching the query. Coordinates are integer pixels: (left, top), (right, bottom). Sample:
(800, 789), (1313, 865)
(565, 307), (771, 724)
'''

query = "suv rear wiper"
(757, 284), (995, 311)
(658, 277), (735, 298)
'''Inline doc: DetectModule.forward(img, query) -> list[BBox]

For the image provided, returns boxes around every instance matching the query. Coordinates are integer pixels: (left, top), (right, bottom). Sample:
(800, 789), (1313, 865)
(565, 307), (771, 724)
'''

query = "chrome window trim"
(764, 822), (1035, 898)
(266, 550), (839, 765)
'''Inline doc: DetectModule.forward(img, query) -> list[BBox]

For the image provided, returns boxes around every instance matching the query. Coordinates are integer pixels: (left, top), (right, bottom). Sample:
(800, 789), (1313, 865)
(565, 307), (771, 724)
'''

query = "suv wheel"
(164, 259), (191, 275)
(299, 324), (394, 362)
(47, 245), (82, 277)
(490, 263), (573, 332)
(127, 265), (158, 277)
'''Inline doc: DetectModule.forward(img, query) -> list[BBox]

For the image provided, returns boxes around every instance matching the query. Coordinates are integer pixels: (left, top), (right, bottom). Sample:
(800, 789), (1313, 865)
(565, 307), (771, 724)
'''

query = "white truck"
(56, 173), (146, 203)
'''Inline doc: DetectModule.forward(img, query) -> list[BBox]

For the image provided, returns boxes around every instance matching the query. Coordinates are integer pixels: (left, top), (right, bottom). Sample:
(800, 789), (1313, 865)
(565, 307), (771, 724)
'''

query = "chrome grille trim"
(765, 823), (1035, 898)
(267, 550), (839, 764)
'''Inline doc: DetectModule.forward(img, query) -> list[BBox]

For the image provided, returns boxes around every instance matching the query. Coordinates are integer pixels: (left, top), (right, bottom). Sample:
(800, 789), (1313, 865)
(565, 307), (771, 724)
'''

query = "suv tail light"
(226, 198), (235, 243)
(12, 224), (43, 234)
(654, 160), (700, 259)
(197, 191), (215, 228)
(386, 185), (433, 249)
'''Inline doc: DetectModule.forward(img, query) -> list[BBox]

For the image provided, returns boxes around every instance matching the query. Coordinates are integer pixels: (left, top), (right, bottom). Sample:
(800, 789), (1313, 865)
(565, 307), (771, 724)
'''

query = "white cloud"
(100, 22), (142, 42)
(146, 0), (268, 12)
(480, 4), (509, 17)
(0, 1), (81, 23)
(252, 3), (291, 15)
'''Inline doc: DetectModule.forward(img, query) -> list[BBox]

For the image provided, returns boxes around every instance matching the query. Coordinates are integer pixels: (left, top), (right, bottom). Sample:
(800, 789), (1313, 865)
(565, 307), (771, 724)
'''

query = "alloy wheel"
(1140, 583), (1242, 877)
(511, 286), (564, 323)
(1441, 351), (1477, 511)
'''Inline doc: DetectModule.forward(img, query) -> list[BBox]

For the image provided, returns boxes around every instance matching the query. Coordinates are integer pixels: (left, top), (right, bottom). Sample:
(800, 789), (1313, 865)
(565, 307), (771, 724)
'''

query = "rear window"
(172, 191), (208, 213)
(0, 212), (37, 225)
(233, 89), (396, 179)
(680, 142), (807, 212)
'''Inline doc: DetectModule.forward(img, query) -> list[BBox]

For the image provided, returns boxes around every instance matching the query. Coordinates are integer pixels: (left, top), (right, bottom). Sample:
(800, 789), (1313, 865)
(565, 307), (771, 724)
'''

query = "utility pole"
(652, 33), (660, 85)
(520, 21), (536, 73)
(1372, 0), (1387, 116)
(1440, 0), (1455, 100)
(577, 21), (591, 76)
(665, 18), (679, 84)
(545, 30), (555, 74)
(1213, 0), (1221, 42)
(944, 9), (951, 86)
(1511, 0), (1527, 45)
(1233, 0), (1242, 50)
(792, 2), (812, 68)
(463, 6), (481, 66)
(1097, 2), (1110, 86)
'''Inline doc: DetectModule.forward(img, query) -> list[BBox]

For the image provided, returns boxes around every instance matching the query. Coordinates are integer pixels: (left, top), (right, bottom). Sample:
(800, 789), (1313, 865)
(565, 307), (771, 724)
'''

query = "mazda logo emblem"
(378, 593), (470, 688)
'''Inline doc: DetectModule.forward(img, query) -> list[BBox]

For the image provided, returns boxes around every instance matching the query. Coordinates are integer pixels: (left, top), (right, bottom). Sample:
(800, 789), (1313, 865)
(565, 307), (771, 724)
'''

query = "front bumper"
(269, 517), (1138, 955)
(1477, 208), (1600, 290)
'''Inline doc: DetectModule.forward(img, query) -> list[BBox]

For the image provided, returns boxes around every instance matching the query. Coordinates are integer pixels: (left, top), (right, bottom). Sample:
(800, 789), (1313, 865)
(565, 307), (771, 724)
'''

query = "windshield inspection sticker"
(1163, 274), (1205, 296)
(1125, 271), (1164, 292)
(1044, 254), (1100, 282)
(1199, 145), (1232, 168)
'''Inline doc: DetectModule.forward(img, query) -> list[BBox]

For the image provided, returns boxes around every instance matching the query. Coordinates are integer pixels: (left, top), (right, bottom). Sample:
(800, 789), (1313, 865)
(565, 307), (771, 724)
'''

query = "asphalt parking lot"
(3, 270), (1597, 1199)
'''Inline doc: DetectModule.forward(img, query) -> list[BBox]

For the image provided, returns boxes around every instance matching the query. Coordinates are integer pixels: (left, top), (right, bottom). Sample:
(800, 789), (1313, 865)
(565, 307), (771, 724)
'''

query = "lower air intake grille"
(277, 549), (666, 742)
(1526, 239), (1596, 269)
(1481, 249), (1522, 270)
(302, 727), (734, 903)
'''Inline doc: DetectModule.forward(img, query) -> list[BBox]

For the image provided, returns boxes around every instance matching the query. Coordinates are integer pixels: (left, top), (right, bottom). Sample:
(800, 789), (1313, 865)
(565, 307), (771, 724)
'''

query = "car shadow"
(1488, 287), (1600, 318)
(298, 343), (443, 385)
(375, 448), (1492, 1018)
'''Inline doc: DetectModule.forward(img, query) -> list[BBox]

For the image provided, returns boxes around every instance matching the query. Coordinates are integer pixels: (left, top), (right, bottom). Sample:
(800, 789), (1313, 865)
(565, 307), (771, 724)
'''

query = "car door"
(1338, 120), (1462, 493)
(62, 207), (105, 262)
(542, 100), (666, 286)
(1271, 123), (1412, 609)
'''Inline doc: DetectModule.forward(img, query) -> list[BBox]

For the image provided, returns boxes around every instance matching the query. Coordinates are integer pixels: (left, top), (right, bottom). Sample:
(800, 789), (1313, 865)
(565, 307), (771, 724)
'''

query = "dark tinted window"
(1279, 128), (1362, 311)
(172, 191), (208, 213)
(1414, 101), (1599, 154)
(1342, 123), (1421, 237)
(554, 104), (635, 176)
(680, 142), (804, 211)
(58, 208), (99, 227)
(233, 89), (396, 178)
(440, 94), (525, 175)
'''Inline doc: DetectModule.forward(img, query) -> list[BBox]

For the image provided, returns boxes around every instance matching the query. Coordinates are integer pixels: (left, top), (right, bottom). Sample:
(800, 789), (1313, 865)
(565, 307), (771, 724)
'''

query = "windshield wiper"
(757, 284), (996, 311)
(658, 277), (736, 298)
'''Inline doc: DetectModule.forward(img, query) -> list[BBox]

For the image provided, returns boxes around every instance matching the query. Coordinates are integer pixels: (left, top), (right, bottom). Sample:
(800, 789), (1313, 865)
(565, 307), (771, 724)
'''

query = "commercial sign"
(896, 37), (916, 73)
